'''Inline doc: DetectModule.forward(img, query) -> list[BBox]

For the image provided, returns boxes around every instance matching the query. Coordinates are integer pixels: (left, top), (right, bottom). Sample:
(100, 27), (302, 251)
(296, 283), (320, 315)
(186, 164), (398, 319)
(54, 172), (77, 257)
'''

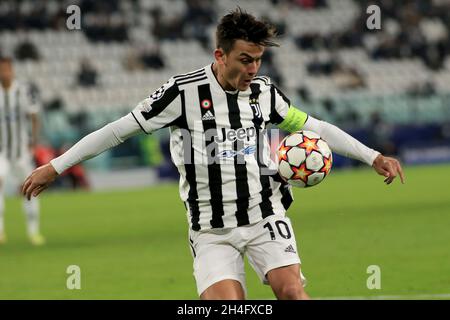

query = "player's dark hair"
(216, 7), (279, 53)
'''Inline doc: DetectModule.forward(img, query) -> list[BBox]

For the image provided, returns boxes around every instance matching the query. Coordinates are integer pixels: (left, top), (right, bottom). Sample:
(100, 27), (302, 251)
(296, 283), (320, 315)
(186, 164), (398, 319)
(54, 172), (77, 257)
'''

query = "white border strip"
(314, 293), (450, 300)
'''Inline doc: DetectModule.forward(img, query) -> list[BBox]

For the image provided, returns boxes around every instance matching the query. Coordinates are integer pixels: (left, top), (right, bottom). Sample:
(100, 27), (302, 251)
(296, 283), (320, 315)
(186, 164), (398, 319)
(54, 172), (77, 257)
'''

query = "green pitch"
(1, 164), (449, 299)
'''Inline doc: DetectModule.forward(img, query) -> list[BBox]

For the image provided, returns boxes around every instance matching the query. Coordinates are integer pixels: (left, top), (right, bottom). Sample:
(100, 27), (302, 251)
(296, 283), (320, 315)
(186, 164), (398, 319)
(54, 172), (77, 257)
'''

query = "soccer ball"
(277, 130), (333, 188)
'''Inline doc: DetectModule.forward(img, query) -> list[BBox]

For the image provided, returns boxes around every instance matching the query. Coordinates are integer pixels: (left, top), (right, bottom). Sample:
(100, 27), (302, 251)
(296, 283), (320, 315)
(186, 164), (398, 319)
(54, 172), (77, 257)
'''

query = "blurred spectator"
(42, 98), (78, 148)
(292, 0), (327, 9)
(259, 50), (283, 86)
(371, 35), (402, 59)
(124, 46), (166, 71)
(141, 48), (165, 70)
(366, 111), (397, 156)
(183, 0), (216, 48)
(77, 59), (99, 88)
(342, 108), (361, 129)
(422, 44), (446, 70)
(79, 0), (120, 14)
(69, 111), (91, 139)
(332, 66), (366, 90)
(297, 86), (312, 103)
(407, 81), (436, 97)
(124, 49), (143, 71)
(57, 143), (90, 190)
(294, 33), (323, 51)
(34, 144), (57, 168)
(83, 14), (129, 42)
(322, 98), (339, 123)
(150, 1), (217, 49)
(306, 55), (340, 76)
(25, 3), (51, 30)
(14, 40), (40, 61)
(151, 7), (184, 41)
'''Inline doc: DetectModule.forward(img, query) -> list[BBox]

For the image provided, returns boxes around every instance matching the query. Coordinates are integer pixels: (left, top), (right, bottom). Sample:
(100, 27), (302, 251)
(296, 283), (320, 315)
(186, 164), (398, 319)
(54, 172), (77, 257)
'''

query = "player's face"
(0, 61), (13, 85)
(216, 40), (264, 91)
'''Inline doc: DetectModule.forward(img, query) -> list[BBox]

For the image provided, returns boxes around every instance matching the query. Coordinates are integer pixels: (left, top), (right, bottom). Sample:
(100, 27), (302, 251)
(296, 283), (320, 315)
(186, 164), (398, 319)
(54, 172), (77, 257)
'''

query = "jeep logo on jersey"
(214, 127), (257, 143)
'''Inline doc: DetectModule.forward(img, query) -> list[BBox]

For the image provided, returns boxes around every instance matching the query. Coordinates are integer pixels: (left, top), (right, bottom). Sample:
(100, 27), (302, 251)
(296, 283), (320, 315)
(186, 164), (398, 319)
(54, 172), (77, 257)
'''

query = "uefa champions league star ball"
(277, 131), (333, 188)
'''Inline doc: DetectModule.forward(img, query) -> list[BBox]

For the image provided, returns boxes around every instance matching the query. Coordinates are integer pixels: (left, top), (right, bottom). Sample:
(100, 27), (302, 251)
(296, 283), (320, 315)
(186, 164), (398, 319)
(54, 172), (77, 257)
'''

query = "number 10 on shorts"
(263, 220), (292, 240)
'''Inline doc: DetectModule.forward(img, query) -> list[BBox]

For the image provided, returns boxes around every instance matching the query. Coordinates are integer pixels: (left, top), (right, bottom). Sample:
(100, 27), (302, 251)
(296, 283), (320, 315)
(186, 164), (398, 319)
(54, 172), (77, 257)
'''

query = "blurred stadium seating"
(1, 0), (450, 184)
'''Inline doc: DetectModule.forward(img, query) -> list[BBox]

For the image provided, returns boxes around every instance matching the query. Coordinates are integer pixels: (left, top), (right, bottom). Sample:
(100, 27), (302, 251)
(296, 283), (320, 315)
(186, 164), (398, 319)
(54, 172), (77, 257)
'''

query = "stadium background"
(1, 0), (449, 299)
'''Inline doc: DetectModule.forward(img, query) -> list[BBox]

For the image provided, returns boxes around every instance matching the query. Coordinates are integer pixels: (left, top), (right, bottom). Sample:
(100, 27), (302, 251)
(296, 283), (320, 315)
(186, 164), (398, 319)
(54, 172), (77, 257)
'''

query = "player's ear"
(214, 48), (226, 66)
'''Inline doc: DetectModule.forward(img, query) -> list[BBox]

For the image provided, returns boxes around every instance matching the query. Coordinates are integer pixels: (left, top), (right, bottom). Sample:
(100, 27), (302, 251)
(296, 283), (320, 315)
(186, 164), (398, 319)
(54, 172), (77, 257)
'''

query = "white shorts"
(188, 214), (305, 296)
(0, 155), (34, 182)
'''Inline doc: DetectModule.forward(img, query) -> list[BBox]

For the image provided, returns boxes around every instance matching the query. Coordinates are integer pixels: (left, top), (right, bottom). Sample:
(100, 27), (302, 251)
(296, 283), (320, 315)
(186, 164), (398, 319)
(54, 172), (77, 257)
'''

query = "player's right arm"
(22, 114), (142, 200)
(22, 78), (183, 200)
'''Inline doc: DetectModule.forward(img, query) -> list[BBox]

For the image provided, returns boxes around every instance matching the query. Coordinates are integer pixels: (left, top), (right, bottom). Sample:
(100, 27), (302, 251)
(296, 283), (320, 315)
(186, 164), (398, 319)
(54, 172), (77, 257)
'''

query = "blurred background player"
(0, 57), (44, 245)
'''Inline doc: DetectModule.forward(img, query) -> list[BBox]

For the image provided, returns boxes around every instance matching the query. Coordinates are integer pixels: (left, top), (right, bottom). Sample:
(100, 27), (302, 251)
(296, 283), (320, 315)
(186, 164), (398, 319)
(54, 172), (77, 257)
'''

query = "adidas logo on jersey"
(202, 110), (215, 121)
(285, 244), (296, 254)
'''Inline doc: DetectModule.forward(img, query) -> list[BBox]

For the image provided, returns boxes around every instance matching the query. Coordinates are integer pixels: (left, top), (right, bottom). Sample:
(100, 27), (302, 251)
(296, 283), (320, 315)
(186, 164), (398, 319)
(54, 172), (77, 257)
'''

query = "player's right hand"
(22, 163), (58, 200)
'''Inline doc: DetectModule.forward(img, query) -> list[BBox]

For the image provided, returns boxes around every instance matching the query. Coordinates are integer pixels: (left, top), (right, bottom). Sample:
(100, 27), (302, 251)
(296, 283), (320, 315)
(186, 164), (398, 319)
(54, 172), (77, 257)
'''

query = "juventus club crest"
(249, 97), (262, 120)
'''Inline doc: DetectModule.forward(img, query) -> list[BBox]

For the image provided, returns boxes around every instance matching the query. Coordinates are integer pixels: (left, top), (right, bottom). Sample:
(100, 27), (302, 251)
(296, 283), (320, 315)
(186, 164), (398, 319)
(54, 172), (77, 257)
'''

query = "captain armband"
(278, 106), (308, 133)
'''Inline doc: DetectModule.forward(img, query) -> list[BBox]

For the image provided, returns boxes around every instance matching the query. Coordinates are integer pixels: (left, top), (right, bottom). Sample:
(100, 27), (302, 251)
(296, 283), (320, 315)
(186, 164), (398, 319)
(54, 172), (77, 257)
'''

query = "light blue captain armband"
(278, 106), (308, 133)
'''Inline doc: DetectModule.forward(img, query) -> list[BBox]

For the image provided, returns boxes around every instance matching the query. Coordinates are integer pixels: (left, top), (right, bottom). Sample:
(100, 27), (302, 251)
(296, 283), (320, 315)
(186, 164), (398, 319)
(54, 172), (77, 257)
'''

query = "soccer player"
(0, 57), (45, 245)
(22, 9), (404, 299)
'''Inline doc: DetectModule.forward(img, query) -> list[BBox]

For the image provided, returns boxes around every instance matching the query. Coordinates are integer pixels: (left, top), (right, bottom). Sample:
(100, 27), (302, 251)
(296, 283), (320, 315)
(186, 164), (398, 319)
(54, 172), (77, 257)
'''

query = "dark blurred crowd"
(6, 0), (449, 85)
(3, 0), (449, 101)
(296, 0), (450, 71)
(3, 0), (450, 72)
(151, 0), (216, 50)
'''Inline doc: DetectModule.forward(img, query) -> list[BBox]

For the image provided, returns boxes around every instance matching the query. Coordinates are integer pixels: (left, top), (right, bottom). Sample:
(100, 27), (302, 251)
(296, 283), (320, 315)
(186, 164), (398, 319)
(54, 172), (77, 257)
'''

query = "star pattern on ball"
(291, 163), (313, 183)
(278, 143), (290, 162)
(320, 155), (332, 175)
(298, 136), (320, 156)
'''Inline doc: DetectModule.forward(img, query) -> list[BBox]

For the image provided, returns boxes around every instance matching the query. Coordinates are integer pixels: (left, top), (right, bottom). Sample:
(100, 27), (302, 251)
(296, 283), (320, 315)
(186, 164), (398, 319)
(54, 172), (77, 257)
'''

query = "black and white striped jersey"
(0, 81), (39, 161)
(131, 64), (296, 231)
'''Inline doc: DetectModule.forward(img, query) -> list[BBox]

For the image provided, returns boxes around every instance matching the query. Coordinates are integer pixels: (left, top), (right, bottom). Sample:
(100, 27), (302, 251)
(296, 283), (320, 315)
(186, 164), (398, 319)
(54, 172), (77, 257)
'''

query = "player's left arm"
(278, 106), (405, 185)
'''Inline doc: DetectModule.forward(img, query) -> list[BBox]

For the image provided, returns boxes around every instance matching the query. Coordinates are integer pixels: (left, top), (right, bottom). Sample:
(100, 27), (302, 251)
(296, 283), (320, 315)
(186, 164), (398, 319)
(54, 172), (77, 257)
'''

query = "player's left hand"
(372, 154), (405, 185)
